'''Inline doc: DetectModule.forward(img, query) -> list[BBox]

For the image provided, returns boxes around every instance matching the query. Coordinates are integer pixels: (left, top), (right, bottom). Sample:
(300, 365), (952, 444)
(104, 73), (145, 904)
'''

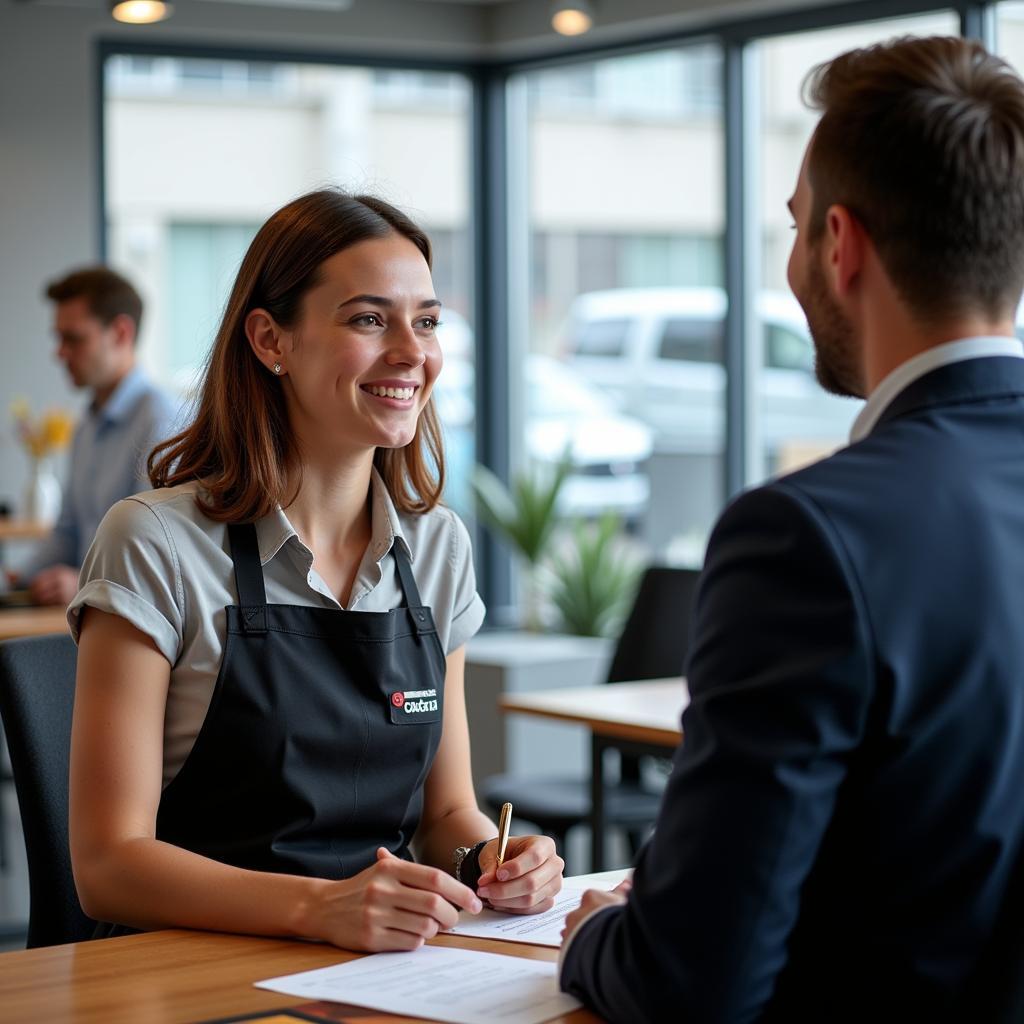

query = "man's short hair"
(45, 266), (144, 339)
(806, 35), (1024, 323)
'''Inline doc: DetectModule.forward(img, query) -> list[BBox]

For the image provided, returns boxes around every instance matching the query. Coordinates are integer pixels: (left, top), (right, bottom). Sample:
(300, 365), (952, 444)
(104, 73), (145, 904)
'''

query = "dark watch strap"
(456, 839), (491, 891)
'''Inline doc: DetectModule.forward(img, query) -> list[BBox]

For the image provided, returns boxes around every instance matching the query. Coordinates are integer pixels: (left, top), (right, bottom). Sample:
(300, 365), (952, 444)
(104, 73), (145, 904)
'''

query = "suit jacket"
(560, 356), (1024, 1022)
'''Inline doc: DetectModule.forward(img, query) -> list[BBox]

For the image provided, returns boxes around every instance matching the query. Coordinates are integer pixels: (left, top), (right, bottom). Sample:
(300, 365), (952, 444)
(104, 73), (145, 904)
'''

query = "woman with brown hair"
(66, 189), (563, 950)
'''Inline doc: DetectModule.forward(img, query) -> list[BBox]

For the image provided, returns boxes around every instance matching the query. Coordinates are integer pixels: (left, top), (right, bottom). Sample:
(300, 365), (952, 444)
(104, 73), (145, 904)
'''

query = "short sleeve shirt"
(67, 470), (486, 786)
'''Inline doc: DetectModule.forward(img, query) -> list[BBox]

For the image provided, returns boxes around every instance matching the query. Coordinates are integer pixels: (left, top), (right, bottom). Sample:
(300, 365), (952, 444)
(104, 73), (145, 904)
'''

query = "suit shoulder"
(712, 470), (864, 598)
(767, 432), (914, 522)
(778, 411), (974, 501)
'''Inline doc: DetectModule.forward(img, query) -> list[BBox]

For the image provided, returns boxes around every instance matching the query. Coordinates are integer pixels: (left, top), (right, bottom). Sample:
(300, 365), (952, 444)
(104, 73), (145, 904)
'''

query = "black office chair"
(0, 729), (12, 870)
(481, 565), (701, 872)
(957, 839), (1024, 1022)
(0, 634), (95, 947)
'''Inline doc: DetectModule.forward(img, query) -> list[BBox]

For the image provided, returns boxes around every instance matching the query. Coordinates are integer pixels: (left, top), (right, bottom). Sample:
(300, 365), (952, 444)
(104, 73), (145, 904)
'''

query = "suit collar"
(851, 336), (1024, 441)
(872, 356), (1024, 434)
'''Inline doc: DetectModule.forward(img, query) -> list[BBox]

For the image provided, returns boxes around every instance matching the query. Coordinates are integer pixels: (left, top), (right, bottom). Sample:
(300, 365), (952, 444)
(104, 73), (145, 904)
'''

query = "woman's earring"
(272, 362), (282, 375)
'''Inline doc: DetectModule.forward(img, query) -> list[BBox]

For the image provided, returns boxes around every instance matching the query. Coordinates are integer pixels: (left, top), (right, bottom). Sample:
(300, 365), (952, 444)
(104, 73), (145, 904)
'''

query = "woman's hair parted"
(148, 189), (446, 521)
(805, 35), (1024, 323)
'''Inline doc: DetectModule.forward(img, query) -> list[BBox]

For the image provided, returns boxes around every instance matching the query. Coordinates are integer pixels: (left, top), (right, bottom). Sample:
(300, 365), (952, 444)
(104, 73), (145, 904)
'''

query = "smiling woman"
(65, 189), (563, 953)
(149, 192), (446, 523)
(244, 233), (444, 501)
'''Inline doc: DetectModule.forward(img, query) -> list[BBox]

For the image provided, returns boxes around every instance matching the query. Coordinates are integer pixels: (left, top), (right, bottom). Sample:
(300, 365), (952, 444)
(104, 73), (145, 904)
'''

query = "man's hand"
(29, 564), (79, 606)
(561, 879), (632, 944)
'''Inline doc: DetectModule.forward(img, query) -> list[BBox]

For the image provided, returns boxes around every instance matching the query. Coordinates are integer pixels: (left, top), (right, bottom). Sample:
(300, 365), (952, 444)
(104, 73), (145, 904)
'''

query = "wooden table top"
(0, 519), (51, 542)
(0, 928), (601, 1024)
(500, 678), (688, 748)
(0, 605), (69, 642)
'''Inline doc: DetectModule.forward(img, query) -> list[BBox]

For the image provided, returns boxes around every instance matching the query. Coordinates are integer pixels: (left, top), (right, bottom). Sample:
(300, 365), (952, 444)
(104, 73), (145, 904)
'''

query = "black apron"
(153, 521), (447, 878)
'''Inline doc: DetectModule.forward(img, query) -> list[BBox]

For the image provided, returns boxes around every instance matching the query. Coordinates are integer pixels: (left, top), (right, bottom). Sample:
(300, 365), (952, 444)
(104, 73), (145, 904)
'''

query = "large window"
(997, 1), (1024, 67)
(514, 44), (725, 563)
(104, 55), (475, 515)
(101, 9), (991, 614)
(751, 11), (959, 481)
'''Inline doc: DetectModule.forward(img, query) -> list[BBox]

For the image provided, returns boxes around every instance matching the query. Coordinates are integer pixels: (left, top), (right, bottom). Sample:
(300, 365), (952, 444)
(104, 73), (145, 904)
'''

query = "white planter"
(464, 630), (613, 792)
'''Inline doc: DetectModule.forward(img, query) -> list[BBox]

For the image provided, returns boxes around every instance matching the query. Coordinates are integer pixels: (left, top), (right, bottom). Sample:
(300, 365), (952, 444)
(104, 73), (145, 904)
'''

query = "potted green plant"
(546, 513), (642, 638)
(470, 455), (572, 631)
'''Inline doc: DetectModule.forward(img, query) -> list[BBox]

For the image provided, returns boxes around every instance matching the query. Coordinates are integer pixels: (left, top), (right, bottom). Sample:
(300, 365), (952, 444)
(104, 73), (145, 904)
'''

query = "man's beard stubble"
(802, 252), (863, 400)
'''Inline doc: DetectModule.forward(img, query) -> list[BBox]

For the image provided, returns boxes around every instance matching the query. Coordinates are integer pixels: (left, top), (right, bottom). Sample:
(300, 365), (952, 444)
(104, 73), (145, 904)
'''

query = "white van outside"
(432, 314), (653, 522)
(561, 287), (861, 465)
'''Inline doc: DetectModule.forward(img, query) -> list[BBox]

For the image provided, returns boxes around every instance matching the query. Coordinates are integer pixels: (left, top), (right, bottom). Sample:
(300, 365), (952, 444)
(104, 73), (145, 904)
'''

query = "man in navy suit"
(559, 36), (1024, 1022)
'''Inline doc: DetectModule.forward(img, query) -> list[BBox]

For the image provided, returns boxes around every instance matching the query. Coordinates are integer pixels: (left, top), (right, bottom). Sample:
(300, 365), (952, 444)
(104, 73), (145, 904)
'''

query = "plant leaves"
(470, 454), (572, 566)
(548, 512), (642, 637)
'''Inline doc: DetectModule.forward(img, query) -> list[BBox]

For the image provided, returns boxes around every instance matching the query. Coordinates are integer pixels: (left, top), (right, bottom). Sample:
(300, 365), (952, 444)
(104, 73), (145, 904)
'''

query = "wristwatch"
(453, 838), (490, 889)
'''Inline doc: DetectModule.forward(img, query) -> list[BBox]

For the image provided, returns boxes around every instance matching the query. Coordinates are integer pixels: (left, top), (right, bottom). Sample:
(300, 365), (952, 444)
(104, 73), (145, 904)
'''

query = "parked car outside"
(560, 287), (860, 465)
(432, 313), (653, 523)
(524, 353), (652, 519)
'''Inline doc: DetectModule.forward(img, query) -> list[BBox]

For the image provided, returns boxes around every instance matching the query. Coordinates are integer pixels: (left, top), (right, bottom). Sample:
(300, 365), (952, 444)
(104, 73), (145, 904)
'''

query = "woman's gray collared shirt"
(67, 473), (486, 785)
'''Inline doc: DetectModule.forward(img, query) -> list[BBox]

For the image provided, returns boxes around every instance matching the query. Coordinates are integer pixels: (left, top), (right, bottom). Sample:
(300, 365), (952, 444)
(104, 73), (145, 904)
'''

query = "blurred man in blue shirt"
(20, 267), (178, 606)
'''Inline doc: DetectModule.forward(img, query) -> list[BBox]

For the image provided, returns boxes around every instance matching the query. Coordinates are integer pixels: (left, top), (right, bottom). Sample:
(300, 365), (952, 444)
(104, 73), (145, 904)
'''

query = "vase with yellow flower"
(11, 400), (75, 525)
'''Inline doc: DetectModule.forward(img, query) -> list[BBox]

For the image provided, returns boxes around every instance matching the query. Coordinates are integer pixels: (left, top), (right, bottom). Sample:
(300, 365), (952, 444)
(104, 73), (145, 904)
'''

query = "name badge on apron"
(389, 687), (442, 725)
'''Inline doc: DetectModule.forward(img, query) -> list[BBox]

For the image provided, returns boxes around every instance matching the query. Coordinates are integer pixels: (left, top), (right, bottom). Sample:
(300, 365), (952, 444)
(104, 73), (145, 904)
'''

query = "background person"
(18, 266), (178, 606)
(68, 190), (563, 949)
(560, 35), (1024, 1021)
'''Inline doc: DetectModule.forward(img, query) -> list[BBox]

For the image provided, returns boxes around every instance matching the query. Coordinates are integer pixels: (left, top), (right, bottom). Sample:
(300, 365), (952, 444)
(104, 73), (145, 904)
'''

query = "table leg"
(590, 734), (606, 872)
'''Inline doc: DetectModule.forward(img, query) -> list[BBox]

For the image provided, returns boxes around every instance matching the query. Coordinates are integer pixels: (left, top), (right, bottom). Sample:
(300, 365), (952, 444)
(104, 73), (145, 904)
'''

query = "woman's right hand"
(310, 847), (483, 951)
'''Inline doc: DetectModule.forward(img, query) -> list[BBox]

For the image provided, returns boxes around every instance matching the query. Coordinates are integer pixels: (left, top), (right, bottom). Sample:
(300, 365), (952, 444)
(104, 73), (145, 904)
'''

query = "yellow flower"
(12, 403), (75, 457)
(41, 411), (74, 450)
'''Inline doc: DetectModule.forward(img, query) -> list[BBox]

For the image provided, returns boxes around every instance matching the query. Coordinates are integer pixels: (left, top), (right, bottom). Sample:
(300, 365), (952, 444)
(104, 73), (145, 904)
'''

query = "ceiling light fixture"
(551, 1), (593, 37)
(110, 0), (173, 24)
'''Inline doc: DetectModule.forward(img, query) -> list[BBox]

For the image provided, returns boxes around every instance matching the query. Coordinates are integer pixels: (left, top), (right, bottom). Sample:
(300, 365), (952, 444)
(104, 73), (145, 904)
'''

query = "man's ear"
(109, 313), (137, 350)
(823, 203), (866, 297)
(245, 308), (286, 374)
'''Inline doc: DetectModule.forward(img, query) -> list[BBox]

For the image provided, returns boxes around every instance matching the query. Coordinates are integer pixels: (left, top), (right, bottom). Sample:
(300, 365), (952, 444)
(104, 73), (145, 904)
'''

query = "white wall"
(0, 5), (100, 516)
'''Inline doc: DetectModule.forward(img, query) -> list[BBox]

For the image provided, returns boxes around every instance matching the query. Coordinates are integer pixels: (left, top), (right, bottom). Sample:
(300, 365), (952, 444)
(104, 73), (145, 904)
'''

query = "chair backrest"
(605, 565), (702, 685)
(0, 633), (94, 947)
(958, 839), (1024, 1022)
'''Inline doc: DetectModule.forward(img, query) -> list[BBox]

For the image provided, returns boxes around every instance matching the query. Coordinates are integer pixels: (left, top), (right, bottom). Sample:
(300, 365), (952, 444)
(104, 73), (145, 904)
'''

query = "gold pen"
(496, 801), (513, 869)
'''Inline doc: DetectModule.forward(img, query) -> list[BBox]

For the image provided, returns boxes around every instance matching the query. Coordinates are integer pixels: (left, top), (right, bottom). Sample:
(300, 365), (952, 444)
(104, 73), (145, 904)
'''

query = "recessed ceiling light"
(551, 1), (594, 36)
(110, 0), (173, 24)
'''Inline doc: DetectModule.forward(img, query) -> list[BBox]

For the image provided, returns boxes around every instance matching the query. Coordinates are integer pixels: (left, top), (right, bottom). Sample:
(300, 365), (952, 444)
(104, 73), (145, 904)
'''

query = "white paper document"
(255, 945), (580, 1024)
(445, 887), (590, 947)
(446, 871), (630, 948)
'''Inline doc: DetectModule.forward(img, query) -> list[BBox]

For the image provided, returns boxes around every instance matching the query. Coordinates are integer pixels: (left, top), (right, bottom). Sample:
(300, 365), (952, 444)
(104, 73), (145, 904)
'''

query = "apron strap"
(392, 542), (430, 636)
(227, 522), (267, 634)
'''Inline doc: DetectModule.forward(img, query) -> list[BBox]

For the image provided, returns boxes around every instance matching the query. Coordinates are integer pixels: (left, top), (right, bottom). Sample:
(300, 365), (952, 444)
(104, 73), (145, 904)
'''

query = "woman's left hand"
(474, 835), (564, 915)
